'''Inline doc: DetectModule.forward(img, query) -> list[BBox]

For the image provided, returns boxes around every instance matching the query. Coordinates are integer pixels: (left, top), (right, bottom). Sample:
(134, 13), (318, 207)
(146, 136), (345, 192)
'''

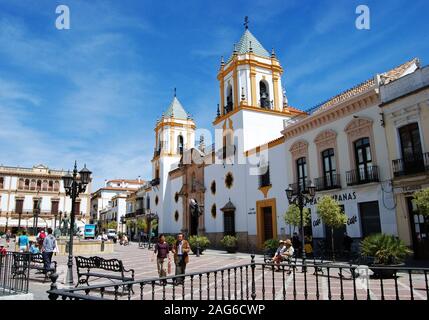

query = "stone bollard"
(48, 273), (60, 300)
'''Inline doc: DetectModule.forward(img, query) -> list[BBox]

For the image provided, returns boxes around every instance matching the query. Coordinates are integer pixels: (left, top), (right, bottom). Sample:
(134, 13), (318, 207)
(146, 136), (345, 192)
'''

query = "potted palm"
(220, 235), (238, 253)
(165, 235), (176, 251)
(360, 233), (412, 278)
(189, 235), (211, 255)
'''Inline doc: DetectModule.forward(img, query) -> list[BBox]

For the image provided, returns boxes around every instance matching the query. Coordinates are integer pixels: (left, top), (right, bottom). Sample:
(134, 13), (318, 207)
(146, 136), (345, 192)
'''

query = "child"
(29, 241), (40, 254)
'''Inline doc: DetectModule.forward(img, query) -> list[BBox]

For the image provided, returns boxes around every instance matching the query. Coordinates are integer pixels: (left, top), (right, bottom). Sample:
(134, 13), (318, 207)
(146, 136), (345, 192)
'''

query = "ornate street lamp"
(62, 161), (92, 287)
(285, 181), (316, 271)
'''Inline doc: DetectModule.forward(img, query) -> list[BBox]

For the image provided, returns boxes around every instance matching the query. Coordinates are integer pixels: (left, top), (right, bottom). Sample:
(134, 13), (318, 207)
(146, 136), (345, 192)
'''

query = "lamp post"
(285, 181), (316, 270)
(62, 161), (92, 287)
(146, 212), (158, 249)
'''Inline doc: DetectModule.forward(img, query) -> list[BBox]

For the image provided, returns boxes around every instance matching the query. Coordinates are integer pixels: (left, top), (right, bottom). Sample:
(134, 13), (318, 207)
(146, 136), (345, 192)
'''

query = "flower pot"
(369, 263), (405, 278)
(225, 246), (238, 253)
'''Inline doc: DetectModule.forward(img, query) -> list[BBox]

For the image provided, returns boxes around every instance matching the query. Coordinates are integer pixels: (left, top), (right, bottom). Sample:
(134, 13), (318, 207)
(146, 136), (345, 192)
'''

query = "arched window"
(177, 135), (184, 155)
(54, 181), (60, 191)
(225, 84), (233, 114)
(25, 179), (30, 190)
(36, 180), (42, 191)
(42, 180), (48, 191)
(48, 181), (53, 191)
(259, 81), (270, 109)
(30, 179), (36, 190)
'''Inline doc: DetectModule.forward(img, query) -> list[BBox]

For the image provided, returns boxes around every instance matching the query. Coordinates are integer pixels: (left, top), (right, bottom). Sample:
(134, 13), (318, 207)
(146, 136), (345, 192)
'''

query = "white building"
(124, 24), (424, 252)
(0, 164), (92, 233)
(91, 179), (145, 231)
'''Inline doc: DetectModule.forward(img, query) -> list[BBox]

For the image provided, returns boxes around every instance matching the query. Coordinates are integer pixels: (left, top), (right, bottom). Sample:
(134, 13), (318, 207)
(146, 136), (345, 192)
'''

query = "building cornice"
(281, 89), (379, 140)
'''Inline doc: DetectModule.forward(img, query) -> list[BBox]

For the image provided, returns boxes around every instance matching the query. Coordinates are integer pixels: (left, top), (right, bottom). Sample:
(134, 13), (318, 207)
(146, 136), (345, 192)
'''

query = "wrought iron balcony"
(153, 148), (161, 157)
(314, 174), (341, 191)
(150, 178), (160, 186)
(392, 152), (429, 177)
(259, 98), (272, 109)
(346, 165), (379, 186)
(224, 101), (233, 114)
(289, 180), (312, 195)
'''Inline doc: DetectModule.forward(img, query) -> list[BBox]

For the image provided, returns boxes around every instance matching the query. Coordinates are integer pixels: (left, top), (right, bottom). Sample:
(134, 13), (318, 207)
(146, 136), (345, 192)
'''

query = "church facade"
(124, 25), (426, 254)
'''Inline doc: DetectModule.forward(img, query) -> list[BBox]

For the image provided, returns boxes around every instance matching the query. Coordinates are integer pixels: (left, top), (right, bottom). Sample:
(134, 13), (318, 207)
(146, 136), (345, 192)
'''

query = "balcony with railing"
(289, 180), (312, 195)
(150, 178), (160, 186)
(392, 152), (429, 177)
(346, 165), (379, 186)
(314, 174), (341, 191)
(224, 101), (233, 114)
(259, 98), (273, 109)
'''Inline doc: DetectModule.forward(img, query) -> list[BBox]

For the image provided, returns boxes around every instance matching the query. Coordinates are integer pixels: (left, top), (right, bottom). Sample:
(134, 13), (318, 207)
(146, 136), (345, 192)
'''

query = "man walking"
(171, 233), (190, 285)
(42, 228), (56, 274)
(153, 234), (170, 285)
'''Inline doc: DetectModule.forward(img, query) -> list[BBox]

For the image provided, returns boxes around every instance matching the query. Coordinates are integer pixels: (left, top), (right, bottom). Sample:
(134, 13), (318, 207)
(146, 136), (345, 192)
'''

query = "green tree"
(284, 204), (310, 235)
(136, 218), (147, 232)
(316, 196), (347, 261)
(107, 221), (118, 230)
(414, 188), (429, 217)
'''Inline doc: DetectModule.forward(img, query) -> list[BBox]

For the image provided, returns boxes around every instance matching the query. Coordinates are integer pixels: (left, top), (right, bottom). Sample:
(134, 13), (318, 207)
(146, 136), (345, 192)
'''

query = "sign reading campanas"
(309, 192), (357, 205)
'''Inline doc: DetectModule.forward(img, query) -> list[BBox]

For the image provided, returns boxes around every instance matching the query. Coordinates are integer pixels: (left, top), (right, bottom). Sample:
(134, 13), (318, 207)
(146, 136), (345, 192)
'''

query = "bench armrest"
(123, 268), (135, 279)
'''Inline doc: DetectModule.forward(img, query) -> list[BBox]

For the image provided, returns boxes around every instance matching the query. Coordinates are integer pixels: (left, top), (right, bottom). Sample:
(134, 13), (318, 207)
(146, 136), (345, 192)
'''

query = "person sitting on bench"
(281, 239), (295, 273)
(272, 240), (286, 271)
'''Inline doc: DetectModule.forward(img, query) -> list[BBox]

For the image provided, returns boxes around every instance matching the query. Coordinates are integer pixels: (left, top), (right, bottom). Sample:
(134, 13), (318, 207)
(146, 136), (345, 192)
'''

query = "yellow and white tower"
(214, 22), (304, 154)
(150, 92), (196, 231)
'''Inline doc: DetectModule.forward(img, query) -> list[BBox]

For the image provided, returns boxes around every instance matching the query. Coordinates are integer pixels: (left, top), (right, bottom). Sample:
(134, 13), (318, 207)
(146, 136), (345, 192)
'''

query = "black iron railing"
(346, 165), (379, 186)
(289, 180), (312, 195)
(260, 98), (272, 109)
(392, 152), (429, 177)
(46, 255), (429, 300)
(0, 252), (30, 296)
(224, 101), (233, 114)
(315, 174), (341, 191)
(150, 178), (160, 186)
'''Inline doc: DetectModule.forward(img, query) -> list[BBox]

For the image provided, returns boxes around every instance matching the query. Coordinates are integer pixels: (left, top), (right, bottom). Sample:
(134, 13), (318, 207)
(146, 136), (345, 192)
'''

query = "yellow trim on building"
(256, 198), (278, 249)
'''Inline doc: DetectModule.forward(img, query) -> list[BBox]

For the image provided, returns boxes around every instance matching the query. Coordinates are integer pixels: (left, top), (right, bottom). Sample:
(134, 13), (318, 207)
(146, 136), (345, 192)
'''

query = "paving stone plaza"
(21, 241), (428, 301)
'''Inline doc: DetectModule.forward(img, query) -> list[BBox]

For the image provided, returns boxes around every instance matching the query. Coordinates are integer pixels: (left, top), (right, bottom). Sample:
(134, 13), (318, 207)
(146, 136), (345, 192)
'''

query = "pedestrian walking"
(17, 230), (29, 252)
(152, 234), (171, 285)
(171, 233), (190, 285)
(5, 229), (12, 248)
(41, 228), (56, 274)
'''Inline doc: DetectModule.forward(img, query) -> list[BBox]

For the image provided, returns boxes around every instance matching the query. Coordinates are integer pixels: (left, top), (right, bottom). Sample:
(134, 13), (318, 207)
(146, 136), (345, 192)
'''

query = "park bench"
(75, 256), (135, 294)
(11, 253), (57, 282)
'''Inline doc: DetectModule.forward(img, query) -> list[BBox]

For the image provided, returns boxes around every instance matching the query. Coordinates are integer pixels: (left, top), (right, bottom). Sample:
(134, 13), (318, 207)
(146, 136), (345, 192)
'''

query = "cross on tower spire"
(244, 16), (249, 29)
(174, 87), (177, 97)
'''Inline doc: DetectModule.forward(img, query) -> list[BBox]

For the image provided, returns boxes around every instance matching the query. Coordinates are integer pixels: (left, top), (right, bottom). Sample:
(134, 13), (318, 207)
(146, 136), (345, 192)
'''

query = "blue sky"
(0, 0), (428, 189)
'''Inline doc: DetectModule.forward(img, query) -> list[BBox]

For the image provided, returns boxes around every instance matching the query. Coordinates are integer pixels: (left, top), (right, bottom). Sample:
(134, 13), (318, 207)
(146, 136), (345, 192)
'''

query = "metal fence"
(47, 255), (429, 300)
(0, 252), (30, 296)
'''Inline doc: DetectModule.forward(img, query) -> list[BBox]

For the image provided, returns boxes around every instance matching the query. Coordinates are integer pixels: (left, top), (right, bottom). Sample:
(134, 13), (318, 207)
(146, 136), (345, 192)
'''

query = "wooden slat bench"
(75, 256), (135, 294)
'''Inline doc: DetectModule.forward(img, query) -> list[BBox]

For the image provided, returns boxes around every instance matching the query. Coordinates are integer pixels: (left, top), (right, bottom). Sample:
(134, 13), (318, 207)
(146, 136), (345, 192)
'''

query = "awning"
(220, 199), (236, 212)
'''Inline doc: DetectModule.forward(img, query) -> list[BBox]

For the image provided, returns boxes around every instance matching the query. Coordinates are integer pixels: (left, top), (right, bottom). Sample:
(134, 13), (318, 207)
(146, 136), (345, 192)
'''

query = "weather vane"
(244, 16), (249, 29)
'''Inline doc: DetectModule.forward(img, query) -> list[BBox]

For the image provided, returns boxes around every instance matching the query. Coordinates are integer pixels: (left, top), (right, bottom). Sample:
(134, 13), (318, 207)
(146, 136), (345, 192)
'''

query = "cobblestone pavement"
(28, 242), (256, 300)
(24, 242), (429, 301)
